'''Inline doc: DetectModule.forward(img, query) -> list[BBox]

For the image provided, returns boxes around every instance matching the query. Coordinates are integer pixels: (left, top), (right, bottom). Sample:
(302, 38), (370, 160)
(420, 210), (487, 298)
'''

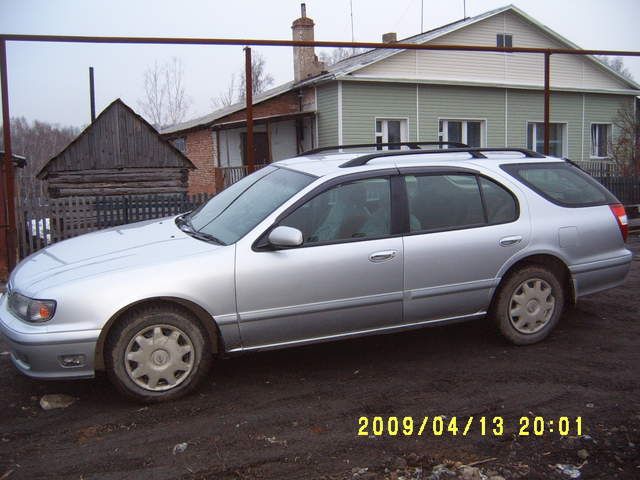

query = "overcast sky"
(1, 0), (638, 128)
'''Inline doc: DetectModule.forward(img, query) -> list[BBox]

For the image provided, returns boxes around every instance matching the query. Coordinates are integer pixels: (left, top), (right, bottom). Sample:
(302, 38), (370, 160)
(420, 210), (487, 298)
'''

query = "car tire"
(105, 304), (212, 402)
(491, 266), (565, 345)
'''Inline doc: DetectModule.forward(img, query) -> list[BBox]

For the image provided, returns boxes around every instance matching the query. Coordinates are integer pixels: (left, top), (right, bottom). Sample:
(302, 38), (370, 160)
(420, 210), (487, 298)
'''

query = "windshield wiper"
(187, 230), (226, 245)
(175, 214), (226, 245)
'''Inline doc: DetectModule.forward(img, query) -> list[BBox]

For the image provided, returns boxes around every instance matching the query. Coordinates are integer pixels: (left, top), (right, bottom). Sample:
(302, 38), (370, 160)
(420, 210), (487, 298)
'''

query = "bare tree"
(238, 52), (275, 103)
(318, 47), (366, 66)
(164, 58), (190, 127)
(597, 56), (635, 81)
(138, 57), (191, 129)
(610, 104), (639, 175)
(211, 73), (237, 109)
(1, 118), (79, 201)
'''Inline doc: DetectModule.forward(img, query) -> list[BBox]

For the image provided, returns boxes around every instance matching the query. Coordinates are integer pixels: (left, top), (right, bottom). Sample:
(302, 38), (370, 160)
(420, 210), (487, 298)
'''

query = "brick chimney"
(292, 3), (325, 82)
(382, 32), (397, 43)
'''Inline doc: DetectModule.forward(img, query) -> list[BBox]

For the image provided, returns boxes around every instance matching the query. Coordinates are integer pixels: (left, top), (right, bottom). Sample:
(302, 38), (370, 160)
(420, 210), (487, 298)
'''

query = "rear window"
(501, 162), (617, 207)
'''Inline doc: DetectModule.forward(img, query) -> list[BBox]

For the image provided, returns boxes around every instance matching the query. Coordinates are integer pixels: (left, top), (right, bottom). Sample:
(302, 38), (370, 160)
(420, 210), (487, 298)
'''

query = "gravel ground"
(0, 235), (639, 480)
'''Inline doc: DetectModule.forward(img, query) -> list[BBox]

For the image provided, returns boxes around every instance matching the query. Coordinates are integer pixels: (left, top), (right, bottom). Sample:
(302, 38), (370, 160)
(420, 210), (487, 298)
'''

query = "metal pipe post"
(244, 47), (254, 173)
(543, 51), (551, 156)
(0, 39), (17, 272)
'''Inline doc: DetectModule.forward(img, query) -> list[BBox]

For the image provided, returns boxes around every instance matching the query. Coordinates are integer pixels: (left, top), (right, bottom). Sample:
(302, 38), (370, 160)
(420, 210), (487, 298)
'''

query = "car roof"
(276, 149), (566, 178)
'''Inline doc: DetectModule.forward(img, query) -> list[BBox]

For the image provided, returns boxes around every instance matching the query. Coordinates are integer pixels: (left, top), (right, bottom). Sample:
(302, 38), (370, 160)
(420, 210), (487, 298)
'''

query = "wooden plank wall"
(47, 101), (192, 173)
(46, 167), (190, 197)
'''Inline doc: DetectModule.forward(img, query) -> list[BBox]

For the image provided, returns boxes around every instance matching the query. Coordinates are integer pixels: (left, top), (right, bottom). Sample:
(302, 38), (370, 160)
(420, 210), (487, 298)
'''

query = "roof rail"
(473, 148), (545, 158)
(339, 147), (545, 168)
(301, 141), (468, 156)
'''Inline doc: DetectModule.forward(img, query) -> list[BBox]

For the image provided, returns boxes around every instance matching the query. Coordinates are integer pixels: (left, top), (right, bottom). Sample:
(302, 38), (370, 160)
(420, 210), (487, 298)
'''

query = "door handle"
(499, 235), (522, 247)
(369, 250), (397, 263)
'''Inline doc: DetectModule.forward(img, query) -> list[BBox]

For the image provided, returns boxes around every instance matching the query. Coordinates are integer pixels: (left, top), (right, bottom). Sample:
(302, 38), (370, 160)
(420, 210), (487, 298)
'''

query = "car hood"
(11, 217), (220, 294)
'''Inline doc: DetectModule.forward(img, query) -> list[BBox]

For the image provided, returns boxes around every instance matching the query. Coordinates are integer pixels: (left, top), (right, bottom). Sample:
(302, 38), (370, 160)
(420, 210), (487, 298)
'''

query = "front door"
(242, 132), (270, 165)
(235, 175), (404, 349)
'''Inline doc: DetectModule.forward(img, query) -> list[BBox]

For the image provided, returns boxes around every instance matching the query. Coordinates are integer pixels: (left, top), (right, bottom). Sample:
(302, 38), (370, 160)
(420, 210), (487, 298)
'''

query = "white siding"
(353, 11), (630, 92)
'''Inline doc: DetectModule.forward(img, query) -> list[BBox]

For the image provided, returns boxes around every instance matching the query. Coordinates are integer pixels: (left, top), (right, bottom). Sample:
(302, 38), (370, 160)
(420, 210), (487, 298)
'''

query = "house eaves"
(339, 75), (640, 96)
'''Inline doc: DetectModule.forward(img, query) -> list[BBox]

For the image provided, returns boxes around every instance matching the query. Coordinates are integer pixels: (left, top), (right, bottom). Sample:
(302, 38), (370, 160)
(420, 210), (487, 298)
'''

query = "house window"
(497, 33), (513, 48)
(438, 119), (484, 147)
(172, 137), (186, 153)
(375, 119), (408, 150)
(591, 124), (611, 158)
(527, 122), (566, 158)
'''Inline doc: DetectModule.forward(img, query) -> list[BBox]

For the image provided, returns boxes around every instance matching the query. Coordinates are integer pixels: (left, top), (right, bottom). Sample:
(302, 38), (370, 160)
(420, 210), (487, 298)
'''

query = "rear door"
(401, 168), (530, 323)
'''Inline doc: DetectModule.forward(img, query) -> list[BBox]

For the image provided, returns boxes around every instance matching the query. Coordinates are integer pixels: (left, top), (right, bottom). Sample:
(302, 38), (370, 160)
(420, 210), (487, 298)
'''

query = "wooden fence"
(596, 177), (640, 205)
(575, 160), (623, 177)
(16, 193), (212, 259)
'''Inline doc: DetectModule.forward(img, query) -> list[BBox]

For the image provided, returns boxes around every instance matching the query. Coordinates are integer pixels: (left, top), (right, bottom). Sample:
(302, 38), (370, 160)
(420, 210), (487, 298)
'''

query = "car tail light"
(609, 203), (628, 242)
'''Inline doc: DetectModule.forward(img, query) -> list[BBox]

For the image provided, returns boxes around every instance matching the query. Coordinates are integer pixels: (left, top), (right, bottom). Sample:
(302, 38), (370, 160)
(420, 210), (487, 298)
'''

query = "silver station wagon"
(0, 144), (632, 401)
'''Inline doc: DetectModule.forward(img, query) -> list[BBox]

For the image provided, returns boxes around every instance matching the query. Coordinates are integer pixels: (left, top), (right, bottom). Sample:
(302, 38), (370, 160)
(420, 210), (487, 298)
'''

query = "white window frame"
(438, 118), (486, 148)
(590, 123), (612, 159)
(526, 121), (568, 158)
(374, 117), (409, 150)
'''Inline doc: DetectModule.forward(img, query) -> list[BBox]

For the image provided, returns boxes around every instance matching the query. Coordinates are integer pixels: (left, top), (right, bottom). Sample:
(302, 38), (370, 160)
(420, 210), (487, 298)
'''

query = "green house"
(163, 4), (639, 194)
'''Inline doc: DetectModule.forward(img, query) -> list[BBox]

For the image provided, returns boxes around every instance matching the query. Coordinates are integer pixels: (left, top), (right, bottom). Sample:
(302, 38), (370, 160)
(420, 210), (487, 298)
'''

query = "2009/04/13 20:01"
(357, 416), (584, 437)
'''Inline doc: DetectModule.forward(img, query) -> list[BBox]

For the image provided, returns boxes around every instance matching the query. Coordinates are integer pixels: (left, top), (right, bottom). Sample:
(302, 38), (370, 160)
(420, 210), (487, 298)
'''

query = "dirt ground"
(1, 236), (639, 480)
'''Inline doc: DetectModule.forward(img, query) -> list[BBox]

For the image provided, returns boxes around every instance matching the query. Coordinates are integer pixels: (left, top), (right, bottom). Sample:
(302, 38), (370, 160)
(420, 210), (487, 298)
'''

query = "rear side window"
(479, 177), (518, 224)
(501, 162), (617, 207)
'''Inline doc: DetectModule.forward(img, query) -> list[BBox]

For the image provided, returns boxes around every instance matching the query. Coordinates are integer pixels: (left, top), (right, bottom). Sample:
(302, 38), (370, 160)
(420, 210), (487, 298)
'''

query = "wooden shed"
(37, 98), (195, 198)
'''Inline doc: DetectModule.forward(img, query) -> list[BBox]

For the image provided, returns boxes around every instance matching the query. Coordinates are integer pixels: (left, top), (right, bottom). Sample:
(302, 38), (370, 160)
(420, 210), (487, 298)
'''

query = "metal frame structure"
(0, 33), (639, 271)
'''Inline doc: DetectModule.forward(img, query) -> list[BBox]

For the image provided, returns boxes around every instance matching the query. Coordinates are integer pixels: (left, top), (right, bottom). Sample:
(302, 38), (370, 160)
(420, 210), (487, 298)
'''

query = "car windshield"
(183, 166), (315, 245)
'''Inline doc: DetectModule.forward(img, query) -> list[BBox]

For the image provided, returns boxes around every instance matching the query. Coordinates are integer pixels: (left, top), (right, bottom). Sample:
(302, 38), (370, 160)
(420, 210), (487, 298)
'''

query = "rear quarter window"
(501, 162), (617, 207)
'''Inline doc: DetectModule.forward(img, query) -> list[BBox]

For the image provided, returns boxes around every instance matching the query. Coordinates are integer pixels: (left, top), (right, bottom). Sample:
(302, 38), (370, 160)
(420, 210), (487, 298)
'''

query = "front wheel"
(105, 305), (212, 402)
(491, 266), (565, 345)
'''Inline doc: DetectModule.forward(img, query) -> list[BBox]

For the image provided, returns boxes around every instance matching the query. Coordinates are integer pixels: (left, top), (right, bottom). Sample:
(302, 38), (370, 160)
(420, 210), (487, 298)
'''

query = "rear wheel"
(105, 305), (212, 402)
(491, 266), (565, 345)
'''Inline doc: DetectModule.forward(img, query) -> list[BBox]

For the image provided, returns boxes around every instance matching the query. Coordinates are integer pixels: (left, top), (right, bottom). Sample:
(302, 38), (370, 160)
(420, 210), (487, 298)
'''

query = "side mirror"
(268, 226), (303, 248)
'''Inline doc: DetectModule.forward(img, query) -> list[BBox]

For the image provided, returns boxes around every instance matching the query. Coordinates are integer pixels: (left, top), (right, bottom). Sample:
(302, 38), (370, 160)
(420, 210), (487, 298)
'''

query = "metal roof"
(0, 151), (27, 168)
(161, 81), (296, 135)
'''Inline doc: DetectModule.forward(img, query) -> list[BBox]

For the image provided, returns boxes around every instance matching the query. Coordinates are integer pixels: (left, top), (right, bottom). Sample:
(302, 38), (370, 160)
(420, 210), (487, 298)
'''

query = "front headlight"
(8, 292), (56, 323)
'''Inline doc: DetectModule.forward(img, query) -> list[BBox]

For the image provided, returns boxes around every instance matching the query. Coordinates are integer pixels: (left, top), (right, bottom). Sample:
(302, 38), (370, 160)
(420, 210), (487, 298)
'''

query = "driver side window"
(280, 178), (391, 245)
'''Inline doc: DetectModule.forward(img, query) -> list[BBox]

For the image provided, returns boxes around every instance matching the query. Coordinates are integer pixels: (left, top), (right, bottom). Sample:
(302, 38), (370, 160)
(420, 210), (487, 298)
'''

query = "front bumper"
(0, 295), (100, 380)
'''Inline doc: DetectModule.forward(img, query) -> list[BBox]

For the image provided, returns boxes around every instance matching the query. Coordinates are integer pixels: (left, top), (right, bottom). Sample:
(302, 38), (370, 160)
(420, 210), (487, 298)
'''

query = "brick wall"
(185, 129), (217, 195)
(179, 90), (316, 195)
